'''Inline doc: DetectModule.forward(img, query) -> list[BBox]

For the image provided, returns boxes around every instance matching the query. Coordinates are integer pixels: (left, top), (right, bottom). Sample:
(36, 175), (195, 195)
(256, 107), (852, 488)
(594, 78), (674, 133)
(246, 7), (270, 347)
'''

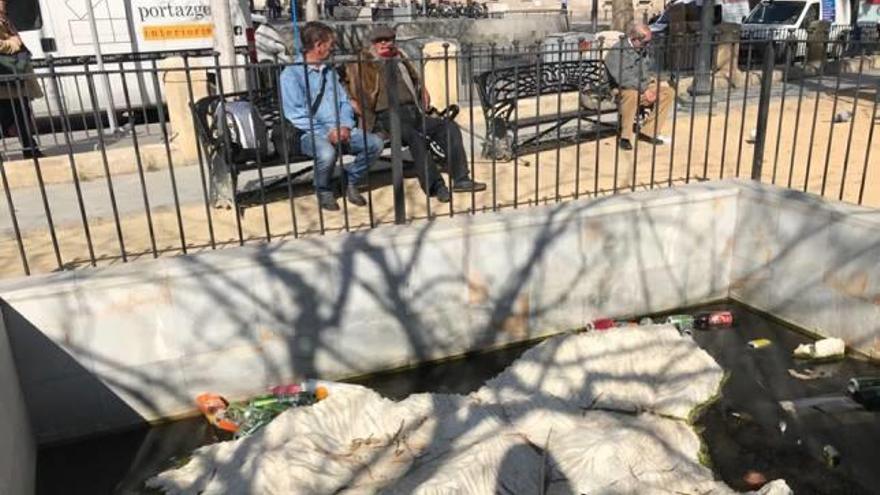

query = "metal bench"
(473, 59), (619, 160)
(191, 89), (316, 211)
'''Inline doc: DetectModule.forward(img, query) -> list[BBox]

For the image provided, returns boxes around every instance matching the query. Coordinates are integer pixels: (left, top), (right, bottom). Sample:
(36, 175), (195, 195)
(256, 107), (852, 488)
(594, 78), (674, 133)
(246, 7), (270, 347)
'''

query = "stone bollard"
(714, 23), (745, 87)
(160, 57), (212, 165)
(806, 20), (830, 65)
(422, 41), (459, 113)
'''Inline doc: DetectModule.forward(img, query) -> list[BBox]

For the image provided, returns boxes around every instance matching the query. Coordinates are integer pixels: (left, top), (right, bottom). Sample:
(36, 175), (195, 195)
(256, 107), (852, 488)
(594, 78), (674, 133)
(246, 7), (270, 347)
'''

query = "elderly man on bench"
(344, 25), (486, 203)
(604, 24), (675, 151)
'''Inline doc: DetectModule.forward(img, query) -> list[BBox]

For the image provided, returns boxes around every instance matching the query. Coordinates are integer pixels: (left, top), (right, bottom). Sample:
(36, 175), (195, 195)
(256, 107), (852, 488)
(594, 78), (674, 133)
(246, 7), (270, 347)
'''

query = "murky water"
(36, 301), (880, 494)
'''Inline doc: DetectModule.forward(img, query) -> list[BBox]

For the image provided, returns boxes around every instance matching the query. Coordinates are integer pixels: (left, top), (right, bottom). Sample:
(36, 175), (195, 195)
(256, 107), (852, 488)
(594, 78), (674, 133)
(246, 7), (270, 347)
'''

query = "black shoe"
(318, 191), (340, 211)
(619, 138), (633, 151)
(433, 183), (451, 203)
(346, 184), (367, 207)
(22, 149), (44, 159)
(639, 135), (664, 146)
(452, 178), (487, 193)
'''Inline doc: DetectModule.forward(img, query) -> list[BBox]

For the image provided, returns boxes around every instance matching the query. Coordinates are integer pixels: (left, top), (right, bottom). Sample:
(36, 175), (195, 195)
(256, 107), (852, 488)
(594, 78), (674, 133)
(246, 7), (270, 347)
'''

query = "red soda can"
(590, 318), (615, 331)
(695, 311), (733, 329)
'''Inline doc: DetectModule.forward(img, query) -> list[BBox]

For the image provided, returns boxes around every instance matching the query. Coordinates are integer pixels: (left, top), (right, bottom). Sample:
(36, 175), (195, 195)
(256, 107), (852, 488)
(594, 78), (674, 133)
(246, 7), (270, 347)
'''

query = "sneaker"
(433, 183), (451, 203)
(346, 184), (367, 207)
(318, 191), (340, 211)
(452, 178), (487, 193)
(619, 138), (633, 150)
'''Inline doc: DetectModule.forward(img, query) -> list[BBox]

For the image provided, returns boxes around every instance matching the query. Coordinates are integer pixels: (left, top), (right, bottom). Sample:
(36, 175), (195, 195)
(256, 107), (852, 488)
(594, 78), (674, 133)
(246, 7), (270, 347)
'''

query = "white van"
(9, 0), (252, 120)
(740, 0), (853, 59)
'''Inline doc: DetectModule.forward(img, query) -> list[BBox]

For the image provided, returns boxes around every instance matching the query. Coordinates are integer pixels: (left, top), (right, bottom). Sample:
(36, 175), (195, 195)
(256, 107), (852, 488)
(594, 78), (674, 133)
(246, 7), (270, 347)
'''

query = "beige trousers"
(618, 82), (675, 141)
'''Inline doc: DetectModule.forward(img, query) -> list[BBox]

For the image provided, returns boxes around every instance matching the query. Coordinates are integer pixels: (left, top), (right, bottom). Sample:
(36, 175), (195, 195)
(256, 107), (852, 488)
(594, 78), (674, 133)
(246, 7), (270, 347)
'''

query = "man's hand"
(422, 88), (431, 110)
(327, 127), (352, 145)
(641, 87), (657, 105)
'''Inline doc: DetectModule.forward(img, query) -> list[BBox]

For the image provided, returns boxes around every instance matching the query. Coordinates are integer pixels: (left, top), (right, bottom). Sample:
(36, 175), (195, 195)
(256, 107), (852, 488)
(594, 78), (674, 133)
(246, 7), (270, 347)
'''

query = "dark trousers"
(377, 105), (470, 193)
(0, 97), (39, 153)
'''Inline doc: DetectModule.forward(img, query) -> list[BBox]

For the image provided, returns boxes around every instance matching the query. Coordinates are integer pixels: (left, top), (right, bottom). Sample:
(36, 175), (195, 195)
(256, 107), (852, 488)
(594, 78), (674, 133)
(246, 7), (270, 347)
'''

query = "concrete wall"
(730, 181), (880, 360)
(0, 306), (36, 495)
(0, 182), (738, 443)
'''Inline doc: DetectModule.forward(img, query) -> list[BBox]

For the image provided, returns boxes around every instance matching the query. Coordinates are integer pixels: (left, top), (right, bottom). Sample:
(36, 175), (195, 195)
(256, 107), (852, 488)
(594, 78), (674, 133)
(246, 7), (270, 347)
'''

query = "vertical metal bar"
(117, 61), (159, 258)
(573, 39), (585, 199)
(803, 54), (827, 192)
(48, 68), (97, 267)
(273, 57), (301, 237)
(490, 43), (498, 211)
(300, 56), (327, 236)
(512, 42), (521, 209)
(417, 51), (431, 220)
(554, 39), (564, 202)
(30, 70), (63, 269)
(667, 34), (683, 187)
(182, 55), (217, 249)
(701, 37), (717, 180)
(839, 47), (865, 201)
(735, 39), (755, 178)
(649, 41), (661, 188)
(594, 37), (604, 197)
(386, 59), (406, 224)
(719, 34), (736, 179)
(613, 35), (624, 193)
(751, 41), (775, 182)
(857, 84), (879, 205)
(770, 33), (794, 184)
(533, 41), (542, 203)
(0, 157), (29, 275)
(467, 45), (477, 214)
(150, 59), (188, 252)
(328, 52), (351, 232)
(820, 45), (845, 197)
(244, 60), (274, 240)
(787, 40), (809, 189)
(40, 63), (60, 147)
(442, 43), (454, 217)
(631, 46), (645, 192)
(84, 63), (127, 262)
(685, 44), (697, 185)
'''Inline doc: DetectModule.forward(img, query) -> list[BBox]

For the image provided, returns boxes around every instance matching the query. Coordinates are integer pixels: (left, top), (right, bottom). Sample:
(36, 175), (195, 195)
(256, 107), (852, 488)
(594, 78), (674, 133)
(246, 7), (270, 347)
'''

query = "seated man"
(280, 21), (384, 211)
(604, 24), (675, 151)
(344, 26), (486, 203)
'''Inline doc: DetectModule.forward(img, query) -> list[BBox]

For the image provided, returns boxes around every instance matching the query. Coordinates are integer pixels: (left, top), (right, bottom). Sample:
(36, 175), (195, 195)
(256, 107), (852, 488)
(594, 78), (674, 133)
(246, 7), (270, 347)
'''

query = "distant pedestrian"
(266, 0), (282, 19)
(0, 0), (42, 158)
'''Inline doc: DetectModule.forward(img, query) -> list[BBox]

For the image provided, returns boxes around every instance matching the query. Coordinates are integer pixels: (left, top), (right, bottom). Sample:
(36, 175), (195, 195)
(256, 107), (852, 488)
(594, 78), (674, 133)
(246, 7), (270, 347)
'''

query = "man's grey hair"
(628, 24), (650, 40)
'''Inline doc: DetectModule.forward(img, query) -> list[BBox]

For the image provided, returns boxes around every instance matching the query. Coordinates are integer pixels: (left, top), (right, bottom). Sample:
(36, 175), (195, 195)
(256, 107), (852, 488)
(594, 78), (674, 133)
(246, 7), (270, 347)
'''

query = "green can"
(666, 314), (695, 332)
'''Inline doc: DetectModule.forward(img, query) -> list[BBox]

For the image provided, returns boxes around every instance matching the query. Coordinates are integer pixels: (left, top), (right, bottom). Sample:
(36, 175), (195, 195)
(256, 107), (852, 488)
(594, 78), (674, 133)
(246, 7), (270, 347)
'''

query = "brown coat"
(0, 22), (42, 100)
(344, 48), (422, 132)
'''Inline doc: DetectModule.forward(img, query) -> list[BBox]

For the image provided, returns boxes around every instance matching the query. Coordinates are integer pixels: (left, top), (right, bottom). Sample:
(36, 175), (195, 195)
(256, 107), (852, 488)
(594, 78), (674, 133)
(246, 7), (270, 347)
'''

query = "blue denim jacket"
(280, 57), (355, 135)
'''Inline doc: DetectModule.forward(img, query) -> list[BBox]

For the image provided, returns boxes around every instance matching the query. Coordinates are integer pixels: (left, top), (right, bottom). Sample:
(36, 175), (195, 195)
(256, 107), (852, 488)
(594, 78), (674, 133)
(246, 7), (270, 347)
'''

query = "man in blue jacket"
(280, 22), (384, 211)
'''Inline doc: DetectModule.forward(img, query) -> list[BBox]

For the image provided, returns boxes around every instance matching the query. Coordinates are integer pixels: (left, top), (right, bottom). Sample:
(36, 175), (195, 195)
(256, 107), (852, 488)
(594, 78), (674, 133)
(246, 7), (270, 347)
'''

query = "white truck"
(9, 0), (252, 120)
(740, 0), (855, 59)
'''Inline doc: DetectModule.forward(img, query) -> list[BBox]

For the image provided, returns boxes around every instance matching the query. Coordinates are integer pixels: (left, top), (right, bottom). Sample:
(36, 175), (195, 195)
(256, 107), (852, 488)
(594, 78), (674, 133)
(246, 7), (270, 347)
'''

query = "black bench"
(191, 89), (316, 211)
(473, 59), (619, 160)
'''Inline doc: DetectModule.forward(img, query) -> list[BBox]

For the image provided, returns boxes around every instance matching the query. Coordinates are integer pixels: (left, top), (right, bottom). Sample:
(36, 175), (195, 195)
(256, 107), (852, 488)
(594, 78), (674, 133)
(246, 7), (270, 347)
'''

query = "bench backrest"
(474, 59), (612, 125)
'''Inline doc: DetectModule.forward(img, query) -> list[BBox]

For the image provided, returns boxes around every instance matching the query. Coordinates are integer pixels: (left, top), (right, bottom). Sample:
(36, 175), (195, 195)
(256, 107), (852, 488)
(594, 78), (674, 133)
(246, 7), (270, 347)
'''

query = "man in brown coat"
(345, 26), (485, 202)
(0, 0), (42, 158)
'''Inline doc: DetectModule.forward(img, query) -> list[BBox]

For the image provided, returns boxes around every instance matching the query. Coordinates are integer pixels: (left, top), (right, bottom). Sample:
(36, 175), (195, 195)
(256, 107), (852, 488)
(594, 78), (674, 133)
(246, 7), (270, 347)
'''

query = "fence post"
(751, 40), (775, 181)
(385, 58), (406, 224)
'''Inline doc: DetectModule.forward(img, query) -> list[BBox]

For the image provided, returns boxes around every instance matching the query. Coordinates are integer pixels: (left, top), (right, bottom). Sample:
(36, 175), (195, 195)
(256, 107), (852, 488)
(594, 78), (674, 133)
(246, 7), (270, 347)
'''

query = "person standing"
(344, 25), (485, 202)
(0, 0), (42, 158)
(604, 24), (675, 151)
(280, 22), (384, 211)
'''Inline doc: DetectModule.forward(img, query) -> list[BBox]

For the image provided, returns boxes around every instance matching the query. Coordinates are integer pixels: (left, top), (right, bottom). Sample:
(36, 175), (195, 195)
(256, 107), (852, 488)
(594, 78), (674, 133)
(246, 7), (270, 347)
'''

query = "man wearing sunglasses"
(604, 23), (675, 151)
(344, 26), (486, 203)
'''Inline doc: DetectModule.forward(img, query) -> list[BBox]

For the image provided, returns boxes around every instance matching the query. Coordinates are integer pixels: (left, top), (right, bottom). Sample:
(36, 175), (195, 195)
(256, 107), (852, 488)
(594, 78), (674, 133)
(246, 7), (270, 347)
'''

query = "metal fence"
(0, 32), (878, 278)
